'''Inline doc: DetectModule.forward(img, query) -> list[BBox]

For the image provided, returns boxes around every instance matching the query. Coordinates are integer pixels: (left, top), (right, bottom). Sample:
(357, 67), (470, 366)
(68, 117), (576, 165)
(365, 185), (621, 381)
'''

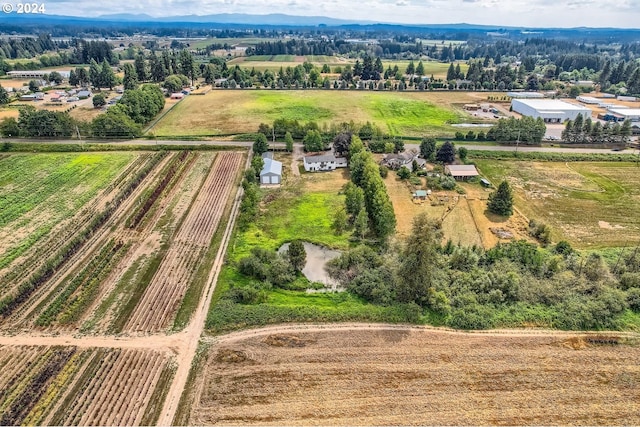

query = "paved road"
(4, 138), (640, 155)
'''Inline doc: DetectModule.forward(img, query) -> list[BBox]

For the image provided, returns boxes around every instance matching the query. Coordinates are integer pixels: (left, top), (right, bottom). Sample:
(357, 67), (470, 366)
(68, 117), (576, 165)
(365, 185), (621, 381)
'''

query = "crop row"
(0, 152), (167, 318)
(0, 155), (147, 278)
(126, 150), (194, 230)
(0, 347), (76, 425)
(125, 152), (244, 331)
(35, 240), (127, 327)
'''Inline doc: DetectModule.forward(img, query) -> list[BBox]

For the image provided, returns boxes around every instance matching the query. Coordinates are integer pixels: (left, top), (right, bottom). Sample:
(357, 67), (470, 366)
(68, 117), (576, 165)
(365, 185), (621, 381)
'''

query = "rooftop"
(260, 158), (282, 176)
(512, 99), (591, 111)
(608, 108), (640, 116)
(445, 164), (479, 176)
(304, 154), (337, 163)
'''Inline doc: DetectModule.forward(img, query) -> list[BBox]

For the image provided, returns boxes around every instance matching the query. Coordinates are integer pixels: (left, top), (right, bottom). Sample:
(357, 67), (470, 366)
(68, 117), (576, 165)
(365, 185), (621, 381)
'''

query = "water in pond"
(278, 242), (342, 290)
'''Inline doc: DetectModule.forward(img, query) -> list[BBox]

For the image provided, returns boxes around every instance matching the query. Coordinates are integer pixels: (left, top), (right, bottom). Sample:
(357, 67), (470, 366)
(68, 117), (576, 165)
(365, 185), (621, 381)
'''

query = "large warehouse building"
(511, 99), (592, 123)
(607, 108), (640, 122)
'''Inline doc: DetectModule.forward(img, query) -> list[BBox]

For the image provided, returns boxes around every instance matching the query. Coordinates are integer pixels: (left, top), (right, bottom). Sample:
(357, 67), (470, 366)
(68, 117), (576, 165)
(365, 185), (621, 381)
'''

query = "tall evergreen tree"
(134, 53), (148, 82)
(488, 180), (514, 216)
(122, 63), (139, 91)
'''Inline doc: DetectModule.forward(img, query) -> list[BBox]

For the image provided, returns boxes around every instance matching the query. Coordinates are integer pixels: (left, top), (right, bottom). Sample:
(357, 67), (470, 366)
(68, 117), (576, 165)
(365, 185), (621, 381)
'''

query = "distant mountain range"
(94, 13), (379, 26)
(3, 12), (640, 33)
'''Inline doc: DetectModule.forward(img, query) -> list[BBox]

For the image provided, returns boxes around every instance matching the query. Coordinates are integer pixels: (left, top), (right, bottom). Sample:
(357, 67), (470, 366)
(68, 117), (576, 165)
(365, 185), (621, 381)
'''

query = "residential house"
(303, 154), (348, 172)
(381, 150), (424, 171)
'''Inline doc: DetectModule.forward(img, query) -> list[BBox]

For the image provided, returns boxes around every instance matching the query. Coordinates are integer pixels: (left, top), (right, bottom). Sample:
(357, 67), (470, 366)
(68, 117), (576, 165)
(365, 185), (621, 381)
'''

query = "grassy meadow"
(0, 152), (135, 271)
(152, 90), (496, 138)
(476, 160), (640, 249)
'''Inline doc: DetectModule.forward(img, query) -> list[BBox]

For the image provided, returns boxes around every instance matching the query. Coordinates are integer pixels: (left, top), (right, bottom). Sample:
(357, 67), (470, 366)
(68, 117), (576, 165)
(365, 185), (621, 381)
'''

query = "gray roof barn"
(260, 158), (282, 185)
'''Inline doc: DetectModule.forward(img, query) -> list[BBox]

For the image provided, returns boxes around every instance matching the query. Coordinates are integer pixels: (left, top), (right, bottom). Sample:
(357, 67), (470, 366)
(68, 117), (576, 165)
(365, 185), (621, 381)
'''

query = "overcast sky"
(43, 0), (640, 28)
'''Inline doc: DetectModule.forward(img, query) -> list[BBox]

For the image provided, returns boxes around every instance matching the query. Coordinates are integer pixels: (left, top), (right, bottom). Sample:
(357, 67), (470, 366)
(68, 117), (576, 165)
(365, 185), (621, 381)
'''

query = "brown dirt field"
(384, 172), (485, 247)
(0, 109), (19, 120)
(189, 328), (640, 426)
(302, 168), (350, 192)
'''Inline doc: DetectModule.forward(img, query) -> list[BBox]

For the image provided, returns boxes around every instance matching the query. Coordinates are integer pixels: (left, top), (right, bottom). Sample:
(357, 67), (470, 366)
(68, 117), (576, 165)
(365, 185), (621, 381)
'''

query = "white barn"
(260, 158), (282, 185)
(511, 99), (592, 123)
(303, 154), (347, 172)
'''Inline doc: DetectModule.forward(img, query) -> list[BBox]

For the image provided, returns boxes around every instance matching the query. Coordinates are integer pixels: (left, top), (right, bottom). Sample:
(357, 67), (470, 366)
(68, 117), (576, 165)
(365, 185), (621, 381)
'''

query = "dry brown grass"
(383, 173), (526, 248)
(189, 328), (640, 426)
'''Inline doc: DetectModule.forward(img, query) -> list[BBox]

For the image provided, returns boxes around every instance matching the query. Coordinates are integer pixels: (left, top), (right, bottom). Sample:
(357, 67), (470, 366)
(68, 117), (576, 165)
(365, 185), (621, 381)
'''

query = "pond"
(278, 242), (342, 290)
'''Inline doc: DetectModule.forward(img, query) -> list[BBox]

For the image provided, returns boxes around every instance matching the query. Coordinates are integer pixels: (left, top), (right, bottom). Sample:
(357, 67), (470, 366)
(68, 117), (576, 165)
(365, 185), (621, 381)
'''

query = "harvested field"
(152, 90), (503, 138)
(186, 327), (640, 426)
(476, 160), (640, 248)
(124, 152), (244, 332)
(0, 345), (175, 426)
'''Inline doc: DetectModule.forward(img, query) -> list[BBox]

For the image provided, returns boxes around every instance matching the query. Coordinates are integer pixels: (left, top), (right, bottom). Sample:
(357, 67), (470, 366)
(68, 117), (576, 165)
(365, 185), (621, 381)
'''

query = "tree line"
(561, 114), (632, 145)
(328, 213), (640, 330)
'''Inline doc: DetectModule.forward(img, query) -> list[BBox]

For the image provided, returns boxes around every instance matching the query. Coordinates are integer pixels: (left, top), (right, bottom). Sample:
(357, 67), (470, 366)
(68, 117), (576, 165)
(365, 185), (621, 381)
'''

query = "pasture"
(182, 328), (640, 425)
(152, 90), (496, 138)
(476, 160), (640, 248)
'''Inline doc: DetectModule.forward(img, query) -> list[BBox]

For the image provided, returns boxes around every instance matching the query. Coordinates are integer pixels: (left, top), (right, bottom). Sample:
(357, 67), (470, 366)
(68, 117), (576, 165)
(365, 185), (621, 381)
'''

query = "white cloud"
(43, 0), (640, 27)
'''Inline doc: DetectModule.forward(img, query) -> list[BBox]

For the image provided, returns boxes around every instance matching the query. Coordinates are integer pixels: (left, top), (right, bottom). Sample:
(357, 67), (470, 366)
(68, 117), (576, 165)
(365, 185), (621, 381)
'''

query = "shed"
(413, 190), (429, 200)
(480, 178), (492, 187)
(77, 90), (91, 99)
(260, 158), (282, 185)
(19, 94), (36, 101)
(445, 165), (479, 180)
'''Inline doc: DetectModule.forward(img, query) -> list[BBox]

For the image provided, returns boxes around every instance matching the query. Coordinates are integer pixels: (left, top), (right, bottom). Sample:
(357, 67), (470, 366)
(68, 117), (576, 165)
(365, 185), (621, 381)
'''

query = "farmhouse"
(260, 157), (282, 185)
(511, 99), (592, 123)
(607, 108), (640, 122)
(303, 154), (347, 172)
(381, 150), (424, 171)
(445, 164), (479, 180)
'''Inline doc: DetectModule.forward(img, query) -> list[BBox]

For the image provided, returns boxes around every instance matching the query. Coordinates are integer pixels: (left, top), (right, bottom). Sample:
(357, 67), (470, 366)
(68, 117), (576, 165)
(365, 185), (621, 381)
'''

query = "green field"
(476, 160), (640, 248)
(0, 152), (134, 270)
(152, 90), (485, 137)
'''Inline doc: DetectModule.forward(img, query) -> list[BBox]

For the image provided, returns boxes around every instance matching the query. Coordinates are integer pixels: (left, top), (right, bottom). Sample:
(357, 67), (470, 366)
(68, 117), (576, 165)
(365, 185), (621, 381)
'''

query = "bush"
(528, 219), (552, 245)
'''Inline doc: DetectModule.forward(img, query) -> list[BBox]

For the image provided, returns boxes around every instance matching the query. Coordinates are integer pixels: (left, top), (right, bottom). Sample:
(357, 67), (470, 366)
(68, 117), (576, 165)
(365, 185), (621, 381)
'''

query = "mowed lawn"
(151, 90), (496, 137)
(476, 160), (640, 248)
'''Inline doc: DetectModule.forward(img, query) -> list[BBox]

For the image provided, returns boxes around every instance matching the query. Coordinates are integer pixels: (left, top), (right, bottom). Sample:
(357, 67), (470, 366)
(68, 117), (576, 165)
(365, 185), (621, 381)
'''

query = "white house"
(260, 158), (282, 185)
(303, 154), (347, 172)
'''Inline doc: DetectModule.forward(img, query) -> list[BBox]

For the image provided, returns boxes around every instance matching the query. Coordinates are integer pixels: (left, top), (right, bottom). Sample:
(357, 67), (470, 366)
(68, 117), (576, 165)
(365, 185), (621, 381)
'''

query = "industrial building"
(511, 99), (592, 123)
(606, 108), (640, 122)
(506, 91), (544, 99)
(7, 70), (71, 79)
